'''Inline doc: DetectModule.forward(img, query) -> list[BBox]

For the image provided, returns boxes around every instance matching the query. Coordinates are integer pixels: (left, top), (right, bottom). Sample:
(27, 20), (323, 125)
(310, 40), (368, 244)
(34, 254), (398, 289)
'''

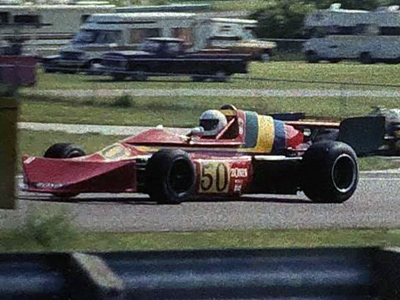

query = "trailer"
(0, 0), (115, 55)
(303, 3), (400, 63)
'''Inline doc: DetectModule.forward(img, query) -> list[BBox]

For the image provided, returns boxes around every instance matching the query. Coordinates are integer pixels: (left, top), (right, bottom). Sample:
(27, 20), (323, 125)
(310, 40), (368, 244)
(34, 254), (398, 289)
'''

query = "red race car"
(22, 105), (384, 204)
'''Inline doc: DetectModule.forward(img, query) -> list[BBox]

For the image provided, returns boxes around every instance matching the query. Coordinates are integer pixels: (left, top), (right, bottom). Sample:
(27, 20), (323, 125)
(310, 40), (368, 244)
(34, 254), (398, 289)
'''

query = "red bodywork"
(22, 109), (308, 197)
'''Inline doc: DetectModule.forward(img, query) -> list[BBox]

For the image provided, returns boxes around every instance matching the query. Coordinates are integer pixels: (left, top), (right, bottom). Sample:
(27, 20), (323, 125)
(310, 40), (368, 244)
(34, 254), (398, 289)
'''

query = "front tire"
(44, 143), (85, 159)
(146, 149), (195, 204)
(301, 141), (358, 203)
(44, 143), (86, 198)
(305, 51), (320, 63)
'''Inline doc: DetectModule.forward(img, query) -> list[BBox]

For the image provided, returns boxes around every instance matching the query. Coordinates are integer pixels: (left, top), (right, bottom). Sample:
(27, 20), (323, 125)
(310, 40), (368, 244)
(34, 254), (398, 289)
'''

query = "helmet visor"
(200, 119), (219, 131)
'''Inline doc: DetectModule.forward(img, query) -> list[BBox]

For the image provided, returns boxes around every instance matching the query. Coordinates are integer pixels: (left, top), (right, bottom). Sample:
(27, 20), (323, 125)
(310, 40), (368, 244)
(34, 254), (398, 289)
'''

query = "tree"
(251, 1), (316, 38)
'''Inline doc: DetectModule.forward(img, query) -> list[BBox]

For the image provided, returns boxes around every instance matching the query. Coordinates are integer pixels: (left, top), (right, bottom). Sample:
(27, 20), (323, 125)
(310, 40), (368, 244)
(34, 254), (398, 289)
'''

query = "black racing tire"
(43, 143), (85, 198)
(301, 141), (358, 203)
(44, 143), (86, 159)
(360, 52), (374, 64)
(146, 149), (195, 204)
(305, 51), (320, 63)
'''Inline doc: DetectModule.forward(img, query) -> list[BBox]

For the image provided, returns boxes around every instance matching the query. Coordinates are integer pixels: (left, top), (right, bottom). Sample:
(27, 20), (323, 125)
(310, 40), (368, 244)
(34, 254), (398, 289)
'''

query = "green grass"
(19, 94), (400, 127)
(22, 62), (400, 91)
(1, 225), (400, 252)
(19, 130), (126, 158)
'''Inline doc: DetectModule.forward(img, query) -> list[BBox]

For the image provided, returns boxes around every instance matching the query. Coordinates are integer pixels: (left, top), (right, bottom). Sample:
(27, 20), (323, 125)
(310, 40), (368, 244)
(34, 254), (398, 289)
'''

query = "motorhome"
(303, 3), (400, 63)
(197, 18), (276, 61)
(49, 12), (275, 72)
(0, 0), (116, 55)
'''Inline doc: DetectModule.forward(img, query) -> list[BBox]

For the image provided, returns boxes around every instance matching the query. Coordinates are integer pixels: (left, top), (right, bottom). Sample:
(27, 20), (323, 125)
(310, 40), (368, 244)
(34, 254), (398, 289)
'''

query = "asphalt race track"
(1, 172), (399, 232)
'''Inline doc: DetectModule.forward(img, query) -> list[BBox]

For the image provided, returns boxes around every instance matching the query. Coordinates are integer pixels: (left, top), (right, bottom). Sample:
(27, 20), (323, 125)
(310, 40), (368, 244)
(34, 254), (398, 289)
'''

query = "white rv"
(197, 18), (276, 61)
(303, 3), (400, 63)
(0, 0), (115, 55)
(51, 12), (197, 71)
(55, 12), (275, 71)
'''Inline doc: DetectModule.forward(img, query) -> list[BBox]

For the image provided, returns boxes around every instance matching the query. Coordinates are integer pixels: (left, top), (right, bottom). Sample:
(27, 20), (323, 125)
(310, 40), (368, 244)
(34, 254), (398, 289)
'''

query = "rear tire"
(360, 52), (374, 64)
(146, 149), (195, 204)
(214, 70), (229, 82)
(301, 141), (358, 203)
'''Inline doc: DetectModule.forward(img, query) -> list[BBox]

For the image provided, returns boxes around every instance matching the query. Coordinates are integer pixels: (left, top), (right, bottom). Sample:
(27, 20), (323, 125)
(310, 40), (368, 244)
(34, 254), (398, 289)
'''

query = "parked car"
(100, 37), (250, 81)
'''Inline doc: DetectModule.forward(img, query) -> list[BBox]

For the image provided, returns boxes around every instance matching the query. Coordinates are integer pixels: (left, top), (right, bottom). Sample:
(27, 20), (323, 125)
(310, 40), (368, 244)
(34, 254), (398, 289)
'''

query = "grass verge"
(19, 94), (400, 127)
(1, 224), (400, 252)
(22, 62), (400, 91)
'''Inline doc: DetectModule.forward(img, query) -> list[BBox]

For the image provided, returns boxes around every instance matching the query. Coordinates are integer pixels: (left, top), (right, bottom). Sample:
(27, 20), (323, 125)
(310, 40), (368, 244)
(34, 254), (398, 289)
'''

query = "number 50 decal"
(199, 162), (229, 193)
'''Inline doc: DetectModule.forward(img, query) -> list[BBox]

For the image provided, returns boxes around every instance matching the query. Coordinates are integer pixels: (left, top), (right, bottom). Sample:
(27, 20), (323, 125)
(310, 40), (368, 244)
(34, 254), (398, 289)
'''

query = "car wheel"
(191, 75), (205, 82)
(360, 52), (374, 64)
(44, 143), (86, 198)
(85, 60), (100, 75)
(112, 73), (126, 81)
(44, 143), (85, 159)
(132, 68), (148, 81)
(301, 141), (358, 203)
(260, 53), (270, 62)
(146, 149), (195, 204)
(43, 66), (56, 73)
(214, 70), (229, 82)
(305, 51), (320, 63)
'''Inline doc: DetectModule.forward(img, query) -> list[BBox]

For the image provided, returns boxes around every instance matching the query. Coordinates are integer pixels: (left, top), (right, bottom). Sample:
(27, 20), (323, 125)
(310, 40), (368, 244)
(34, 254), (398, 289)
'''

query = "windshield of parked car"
(72, 30), (99, 44)
(72, 30), (121, 45)
(139, 40), (160, 52)
(243, 27), (256, 40)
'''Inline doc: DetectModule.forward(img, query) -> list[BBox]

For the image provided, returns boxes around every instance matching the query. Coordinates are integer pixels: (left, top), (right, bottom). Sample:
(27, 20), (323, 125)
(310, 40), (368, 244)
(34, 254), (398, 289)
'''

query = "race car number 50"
(199, 162), (229, 193)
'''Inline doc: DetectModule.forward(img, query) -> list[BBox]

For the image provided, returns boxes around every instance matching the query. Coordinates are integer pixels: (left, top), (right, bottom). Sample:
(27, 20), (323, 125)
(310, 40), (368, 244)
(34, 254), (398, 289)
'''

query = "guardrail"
(1, 247), (399, 299)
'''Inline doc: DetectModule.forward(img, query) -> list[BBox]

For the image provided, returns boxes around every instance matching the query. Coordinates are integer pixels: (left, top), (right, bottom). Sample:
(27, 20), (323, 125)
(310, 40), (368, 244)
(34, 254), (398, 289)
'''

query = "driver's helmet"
(199, 110), (227, 136)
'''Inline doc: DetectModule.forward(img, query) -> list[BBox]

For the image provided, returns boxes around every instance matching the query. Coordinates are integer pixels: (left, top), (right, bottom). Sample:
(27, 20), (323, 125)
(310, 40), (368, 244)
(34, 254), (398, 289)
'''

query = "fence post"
(0, 88), (18, 209)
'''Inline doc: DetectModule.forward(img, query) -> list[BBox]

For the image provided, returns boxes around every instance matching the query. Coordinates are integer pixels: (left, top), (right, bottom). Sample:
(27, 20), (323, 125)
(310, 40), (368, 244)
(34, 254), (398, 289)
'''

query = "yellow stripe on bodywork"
(252, 115), (274, 153)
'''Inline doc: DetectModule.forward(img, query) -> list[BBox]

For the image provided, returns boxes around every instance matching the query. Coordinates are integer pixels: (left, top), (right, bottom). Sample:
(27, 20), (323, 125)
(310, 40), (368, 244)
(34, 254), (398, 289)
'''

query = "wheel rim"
(136, 70), (147, 81)
(331, 154), (357, 193)
(168, 159), (194, 195)
(215, 71), (227, 81)
(260, 53), (270, 62)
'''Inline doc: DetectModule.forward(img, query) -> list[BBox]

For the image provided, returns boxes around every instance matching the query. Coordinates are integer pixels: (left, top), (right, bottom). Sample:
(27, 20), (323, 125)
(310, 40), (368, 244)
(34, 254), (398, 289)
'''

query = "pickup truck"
(100, 37), (250, 82)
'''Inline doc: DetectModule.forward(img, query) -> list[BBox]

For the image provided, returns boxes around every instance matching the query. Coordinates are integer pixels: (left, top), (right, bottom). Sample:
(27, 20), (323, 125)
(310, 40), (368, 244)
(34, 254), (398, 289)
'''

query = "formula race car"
(22, 105), (385, 204)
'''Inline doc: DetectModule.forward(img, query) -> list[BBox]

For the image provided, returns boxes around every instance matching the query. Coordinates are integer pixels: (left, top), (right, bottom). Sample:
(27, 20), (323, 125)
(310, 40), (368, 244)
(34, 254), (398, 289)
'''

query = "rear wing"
(338, 116), (385, 156)
(286, 116), (386, 156)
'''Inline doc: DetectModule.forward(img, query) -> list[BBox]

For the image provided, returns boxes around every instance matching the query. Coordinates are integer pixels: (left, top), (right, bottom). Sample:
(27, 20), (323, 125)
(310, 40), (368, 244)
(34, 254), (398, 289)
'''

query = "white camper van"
(0, 0), (115, 55)
(197, 18), (276, 61)
(50, 12), (197, 71)
(51, 12), (276, 72)
(303, 3), (400, 63)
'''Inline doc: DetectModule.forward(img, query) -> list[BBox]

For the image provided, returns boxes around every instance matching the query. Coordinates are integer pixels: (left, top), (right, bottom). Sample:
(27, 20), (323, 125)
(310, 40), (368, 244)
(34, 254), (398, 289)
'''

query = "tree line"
(251, 0), (400, 39)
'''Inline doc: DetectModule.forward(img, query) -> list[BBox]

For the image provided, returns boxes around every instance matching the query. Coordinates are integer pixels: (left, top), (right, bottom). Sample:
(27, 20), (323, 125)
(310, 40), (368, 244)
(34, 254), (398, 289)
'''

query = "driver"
(199, 110), (227, 137)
